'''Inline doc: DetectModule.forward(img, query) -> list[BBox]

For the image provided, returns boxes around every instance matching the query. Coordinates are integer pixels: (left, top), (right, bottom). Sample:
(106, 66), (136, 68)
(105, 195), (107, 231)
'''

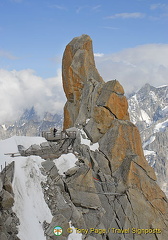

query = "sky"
(0, 0), (168, 123)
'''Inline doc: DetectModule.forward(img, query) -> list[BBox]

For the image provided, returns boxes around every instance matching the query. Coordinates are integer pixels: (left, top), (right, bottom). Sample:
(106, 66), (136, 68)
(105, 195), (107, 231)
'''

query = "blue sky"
(1, 0), (168, 76)
(0, 0), (168, 122)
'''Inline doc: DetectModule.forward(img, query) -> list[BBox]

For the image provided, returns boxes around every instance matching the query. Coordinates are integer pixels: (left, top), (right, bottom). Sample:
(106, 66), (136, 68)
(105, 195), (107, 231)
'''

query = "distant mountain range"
(128, 83), (168, 196)
(0, 107), (63, 140)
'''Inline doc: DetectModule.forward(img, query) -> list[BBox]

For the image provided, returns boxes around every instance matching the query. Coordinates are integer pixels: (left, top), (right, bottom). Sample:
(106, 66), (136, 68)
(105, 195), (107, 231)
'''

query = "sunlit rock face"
(60, 34), (168, 240)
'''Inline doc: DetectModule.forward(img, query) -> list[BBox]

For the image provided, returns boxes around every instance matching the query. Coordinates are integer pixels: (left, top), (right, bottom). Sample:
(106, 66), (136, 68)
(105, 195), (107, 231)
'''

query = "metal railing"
(42, 130), (76, 141)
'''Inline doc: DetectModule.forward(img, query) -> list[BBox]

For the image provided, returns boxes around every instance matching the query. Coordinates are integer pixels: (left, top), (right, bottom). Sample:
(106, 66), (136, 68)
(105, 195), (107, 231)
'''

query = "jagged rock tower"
(62, 34), (168, 240)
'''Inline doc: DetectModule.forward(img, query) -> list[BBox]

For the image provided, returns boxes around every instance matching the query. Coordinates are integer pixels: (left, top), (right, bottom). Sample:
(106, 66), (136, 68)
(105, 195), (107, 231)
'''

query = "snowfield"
(0, 136), (52, 240)
(0, 136), (81, 240)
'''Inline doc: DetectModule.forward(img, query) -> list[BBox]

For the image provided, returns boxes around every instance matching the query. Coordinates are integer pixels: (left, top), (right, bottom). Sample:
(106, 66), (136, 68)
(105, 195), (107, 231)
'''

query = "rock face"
(60, 35), (168, 239)
(62, 35), (129, 140)
(0, 162), (20, 240)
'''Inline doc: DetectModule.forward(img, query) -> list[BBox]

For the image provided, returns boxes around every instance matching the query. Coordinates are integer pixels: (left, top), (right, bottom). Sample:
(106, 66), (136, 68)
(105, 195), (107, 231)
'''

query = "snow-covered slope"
(128, 84), (168, 196)
(0, 136), (81, 240)
(128, 84), (167, 129)
(0, 136), (52, 240)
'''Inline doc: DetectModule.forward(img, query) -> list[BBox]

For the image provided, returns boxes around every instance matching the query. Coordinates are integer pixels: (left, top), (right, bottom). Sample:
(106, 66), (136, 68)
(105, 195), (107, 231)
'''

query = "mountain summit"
(1, 35), (167, 240)
(60, 34), (168, 239)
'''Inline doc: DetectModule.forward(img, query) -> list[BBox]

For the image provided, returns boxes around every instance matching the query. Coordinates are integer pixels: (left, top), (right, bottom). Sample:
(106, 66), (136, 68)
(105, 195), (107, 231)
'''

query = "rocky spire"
(61, 34), (168, 239)
(62, 34), (103, 129)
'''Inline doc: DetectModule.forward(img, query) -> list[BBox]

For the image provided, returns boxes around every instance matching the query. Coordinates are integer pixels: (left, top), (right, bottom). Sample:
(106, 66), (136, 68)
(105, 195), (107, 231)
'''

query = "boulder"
(0, 175), (3, 192)
(1, 190), (14, 210)
(66, 165), (101, 209)
(41, 161), (55, 172)
(3, 177), (13, 194)
(0, 232), (8, 240)
(96, 80), (129, 120)
(46, 214), (69, 238)
(99, 119), (156, 179)
(3, 162), (15, 183)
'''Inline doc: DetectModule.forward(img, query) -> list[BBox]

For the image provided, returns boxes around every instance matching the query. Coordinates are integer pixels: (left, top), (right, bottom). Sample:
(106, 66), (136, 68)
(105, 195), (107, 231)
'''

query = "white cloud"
(0, 50), (18, 60)
(150, 3), (168, 10)
(50, 5), (67, 10)
(76, 5), (101, 14)
(0, 69), (66, 124)
(76, 6), (88, 14)
(106, 12), (145, 19)
(92, 5), (101, 11)
(102, 26), (119, 30)
(95, 44), (168, 95)
(94, 53), (104, 57)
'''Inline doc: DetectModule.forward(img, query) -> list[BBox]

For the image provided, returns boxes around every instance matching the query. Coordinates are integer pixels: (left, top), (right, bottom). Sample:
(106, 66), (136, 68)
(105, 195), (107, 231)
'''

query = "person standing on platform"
(53, 128), (57, 137)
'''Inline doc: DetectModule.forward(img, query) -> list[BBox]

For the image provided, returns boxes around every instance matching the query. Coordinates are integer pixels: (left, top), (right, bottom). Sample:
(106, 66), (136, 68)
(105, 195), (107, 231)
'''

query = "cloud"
(1, 44), (168, 123)
(150, 3), (168, 10)
(106, 12), (145, 19)
(0, 50), (18, 60)
(0, 69), (66, 124)
(94, 53), (104, 57)
(92, 5), (101, 11)
(76, 6), (88, 14)
(76, 5), (100, 14)
(95, 44), (168, 95)
(149, 3), (168, 20)
(102, 26), (119, 30)
(50, 5), (67, 11)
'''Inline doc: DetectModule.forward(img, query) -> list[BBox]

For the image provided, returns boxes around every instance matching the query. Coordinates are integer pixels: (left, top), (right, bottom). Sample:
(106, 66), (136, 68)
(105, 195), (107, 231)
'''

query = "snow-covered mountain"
(128, 84), (168, 196)
(0, 107), (63, 140)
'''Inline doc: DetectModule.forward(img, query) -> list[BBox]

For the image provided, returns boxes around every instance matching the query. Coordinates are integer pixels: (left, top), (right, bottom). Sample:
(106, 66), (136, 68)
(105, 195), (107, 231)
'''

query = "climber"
(53, 128), (57, 137)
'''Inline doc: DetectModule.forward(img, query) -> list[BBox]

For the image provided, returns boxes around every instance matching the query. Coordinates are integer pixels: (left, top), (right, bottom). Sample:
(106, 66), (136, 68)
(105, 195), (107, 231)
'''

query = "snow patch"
(149, 91), (158, 102)
(86, 118), (90, 124)
(68, 222), (82, 240)
(2, 124), (7, 130)
(154, 119), (168, 133)
(156, 85), (167, 88)
(53, 153), (78, 176)
(162, 106), (168, 114)
(140, 109), (151, 124)
(144, 150), (156, 156)
(80, 129), (99, 151)
(143, 135), (156, 148)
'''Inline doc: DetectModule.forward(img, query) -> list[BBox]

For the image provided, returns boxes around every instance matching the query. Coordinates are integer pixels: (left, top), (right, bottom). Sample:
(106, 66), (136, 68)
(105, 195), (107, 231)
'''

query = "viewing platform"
(41, 129), (76, 142)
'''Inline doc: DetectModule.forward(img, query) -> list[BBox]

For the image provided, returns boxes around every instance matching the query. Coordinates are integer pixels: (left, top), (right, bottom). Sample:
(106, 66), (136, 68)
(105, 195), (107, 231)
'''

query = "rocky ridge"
(17, 35), (168, 240)
(0, 162), (20, 240)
